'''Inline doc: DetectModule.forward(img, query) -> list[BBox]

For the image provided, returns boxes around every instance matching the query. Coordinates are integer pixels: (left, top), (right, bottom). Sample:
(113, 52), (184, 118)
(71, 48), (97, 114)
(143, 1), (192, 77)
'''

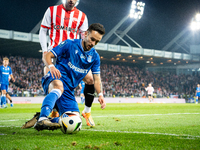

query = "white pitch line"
(0, 125), (199, 139)
(94, 113), (200, 118)
(0, 119), (20, 122)
(82, 129), (200, 139)
(0, 113), (200, 122)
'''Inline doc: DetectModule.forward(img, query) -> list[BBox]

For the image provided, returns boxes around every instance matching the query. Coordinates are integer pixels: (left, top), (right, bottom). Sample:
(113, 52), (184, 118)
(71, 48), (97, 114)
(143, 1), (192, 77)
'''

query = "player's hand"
(50, 66), (61, 79)
(12, 78), (15, 82)
(98, 96), (106, 109)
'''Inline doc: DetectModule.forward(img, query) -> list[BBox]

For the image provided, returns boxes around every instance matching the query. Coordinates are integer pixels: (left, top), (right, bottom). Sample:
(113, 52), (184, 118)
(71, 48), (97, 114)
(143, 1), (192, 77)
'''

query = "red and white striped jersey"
(146, 87), (154, 94)
(41, 4), (88, 50)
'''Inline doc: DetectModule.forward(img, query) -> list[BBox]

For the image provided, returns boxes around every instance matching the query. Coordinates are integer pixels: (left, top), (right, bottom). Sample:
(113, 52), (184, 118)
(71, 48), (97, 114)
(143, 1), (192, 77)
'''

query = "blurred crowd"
(1, 56), (199, 99)
(0, 56), (44, 97)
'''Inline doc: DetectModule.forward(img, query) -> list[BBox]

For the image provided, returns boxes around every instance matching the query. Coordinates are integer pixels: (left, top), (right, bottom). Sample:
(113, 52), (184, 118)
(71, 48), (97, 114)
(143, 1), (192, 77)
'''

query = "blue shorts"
(1, 84), (8, 92)
(42, 72), (79, 115)
(196, 92), (200, 97)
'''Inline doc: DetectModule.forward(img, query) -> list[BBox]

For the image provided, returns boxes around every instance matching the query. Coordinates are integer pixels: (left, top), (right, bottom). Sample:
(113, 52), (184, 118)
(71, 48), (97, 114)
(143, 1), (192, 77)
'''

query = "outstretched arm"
(10, 74), (15, 82)
(43, 51), (61, 79)
(93, 74), (106, 109)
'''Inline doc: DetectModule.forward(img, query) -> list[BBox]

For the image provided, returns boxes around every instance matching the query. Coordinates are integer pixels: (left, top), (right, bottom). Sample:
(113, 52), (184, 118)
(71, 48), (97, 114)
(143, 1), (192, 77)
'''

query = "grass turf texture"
(0, 103), (200, 150)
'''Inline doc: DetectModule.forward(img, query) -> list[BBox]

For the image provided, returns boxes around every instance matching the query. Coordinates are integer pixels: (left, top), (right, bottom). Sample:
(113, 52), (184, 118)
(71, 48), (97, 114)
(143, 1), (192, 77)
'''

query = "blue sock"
(196, 99), (198, 103)
(1, 96), (6, 106)
(49, 117), (59, 123)
(40, 89), (61, 118)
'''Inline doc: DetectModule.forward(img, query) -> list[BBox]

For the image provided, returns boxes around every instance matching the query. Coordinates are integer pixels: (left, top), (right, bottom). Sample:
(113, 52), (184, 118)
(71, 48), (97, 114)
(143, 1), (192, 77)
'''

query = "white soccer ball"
(59, 112), (82, 134)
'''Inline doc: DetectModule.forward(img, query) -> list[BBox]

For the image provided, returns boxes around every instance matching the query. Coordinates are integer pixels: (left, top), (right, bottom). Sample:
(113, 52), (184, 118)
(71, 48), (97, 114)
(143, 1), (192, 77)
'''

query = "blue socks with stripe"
(39, 89), (62, 120)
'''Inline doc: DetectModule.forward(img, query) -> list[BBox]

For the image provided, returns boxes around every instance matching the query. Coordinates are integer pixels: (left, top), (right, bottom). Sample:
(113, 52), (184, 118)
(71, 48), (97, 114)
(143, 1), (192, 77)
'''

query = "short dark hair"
(87, 23), (105, 35)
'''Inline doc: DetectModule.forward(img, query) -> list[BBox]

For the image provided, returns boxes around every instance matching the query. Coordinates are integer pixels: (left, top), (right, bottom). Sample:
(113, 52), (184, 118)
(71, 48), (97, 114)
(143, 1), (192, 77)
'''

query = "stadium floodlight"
(130, 0), (145, 19)
(190, 13), (200, 31)
(62, 0), (80, 7)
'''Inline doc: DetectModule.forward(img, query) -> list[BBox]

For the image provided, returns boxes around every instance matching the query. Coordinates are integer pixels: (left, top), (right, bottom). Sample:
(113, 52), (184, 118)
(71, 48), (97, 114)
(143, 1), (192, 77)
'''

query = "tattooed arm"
(93, 74), (106, 109)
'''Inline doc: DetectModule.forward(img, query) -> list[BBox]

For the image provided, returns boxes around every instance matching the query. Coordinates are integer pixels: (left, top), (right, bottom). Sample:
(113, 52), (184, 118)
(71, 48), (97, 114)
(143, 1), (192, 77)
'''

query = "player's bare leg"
(6, 93), (13, 107)
(148, 96), (151, 103)
(82, 70), (95, 126)
(151, 96), (154, 102)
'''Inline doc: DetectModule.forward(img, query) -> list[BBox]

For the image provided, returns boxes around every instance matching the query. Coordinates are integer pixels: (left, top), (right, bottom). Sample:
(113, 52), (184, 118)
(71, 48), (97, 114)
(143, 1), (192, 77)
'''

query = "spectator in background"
(145, 83), (154, 102)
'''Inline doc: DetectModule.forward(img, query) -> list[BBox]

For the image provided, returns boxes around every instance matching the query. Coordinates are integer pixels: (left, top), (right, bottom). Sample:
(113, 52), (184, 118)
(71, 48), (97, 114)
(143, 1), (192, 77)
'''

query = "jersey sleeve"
(91, 54), (101, 74)
(41, 7), (51, 29)
(79, 15), (88, 33)
(50, 40), (70, 58)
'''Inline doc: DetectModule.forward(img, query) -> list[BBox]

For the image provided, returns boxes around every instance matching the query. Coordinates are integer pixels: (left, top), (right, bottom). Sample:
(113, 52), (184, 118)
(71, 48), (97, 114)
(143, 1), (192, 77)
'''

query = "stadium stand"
(1, 56), (199, 101)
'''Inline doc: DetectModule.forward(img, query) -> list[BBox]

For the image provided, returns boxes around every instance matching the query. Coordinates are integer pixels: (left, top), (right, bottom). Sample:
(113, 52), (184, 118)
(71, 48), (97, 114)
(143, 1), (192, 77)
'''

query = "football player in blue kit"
(195, 84), (200, 104)
(33, 23), (106, 131)
(79, 80), (85, 104)
(0, 57), (15, 108)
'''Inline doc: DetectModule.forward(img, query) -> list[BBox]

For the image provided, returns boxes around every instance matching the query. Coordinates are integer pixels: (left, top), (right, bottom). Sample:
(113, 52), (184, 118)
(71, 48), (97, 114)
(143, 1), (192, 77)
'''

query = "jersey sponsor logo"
(2, 72), (9, 75)
(68, 62), (88, 74)
(53, 24), (78, 33)
(56, 15), (60, 18)
(64, 16), (70, 20)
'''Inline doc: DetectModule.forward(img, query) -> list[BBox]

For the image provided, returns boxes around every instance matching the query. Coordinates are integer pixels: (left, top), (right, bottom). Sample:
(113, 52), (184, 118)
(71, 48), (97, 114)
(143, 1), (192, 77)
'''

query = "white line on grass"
(0, 120), (20, 122)
(0, 113), (199, 122)
(0, 125), (199, 139)
(94, 113), (200, 118)
(82, 129), (200, 139)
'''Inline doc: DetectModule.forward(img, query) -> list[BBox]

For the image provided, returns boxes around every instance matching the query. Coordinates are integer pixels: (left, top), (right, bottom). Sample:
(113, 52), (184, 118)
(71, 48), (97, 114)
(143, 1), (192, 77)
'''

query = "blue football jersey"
(51, 39), (100, 90)
(0, 65), (12, 85)
(196, 87), (200, 92)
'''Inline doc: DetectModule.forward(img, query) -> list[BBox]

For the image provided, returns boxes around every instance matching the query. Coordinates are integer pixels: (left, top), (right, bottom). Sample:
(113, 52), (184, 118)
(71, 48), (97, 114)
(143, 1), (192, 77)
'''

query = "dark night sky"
(0, 0), (200, 50)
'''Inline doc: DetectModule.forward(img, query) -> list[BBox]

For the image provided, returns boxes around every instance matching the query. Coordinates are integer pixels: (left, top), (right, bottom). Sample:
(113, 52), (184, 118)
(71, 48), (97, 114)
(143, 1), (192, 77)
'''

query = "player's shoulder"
(74, 7), (86, 15)
(89, 48), (100, 60)
(59, 39), (80, 47)
(91, 48), (99, 56)
(48, 4), (61, 10)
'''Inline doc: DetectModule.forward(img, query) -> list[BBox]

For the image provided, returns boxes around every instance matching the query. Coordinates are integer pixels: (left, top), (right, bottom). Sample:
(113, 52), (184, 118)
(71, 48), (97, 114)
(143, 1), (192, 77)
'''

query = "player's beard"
(83, 41), (92, 51)
(67, 1), (76, 8)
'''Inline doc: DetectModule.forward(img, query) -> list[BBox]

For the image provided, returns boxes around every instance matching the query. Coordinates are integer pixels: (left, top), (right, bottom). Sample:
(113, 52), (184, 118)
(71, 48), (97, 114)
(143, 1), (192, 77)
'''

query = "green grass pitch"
(0, 103), (200, 150)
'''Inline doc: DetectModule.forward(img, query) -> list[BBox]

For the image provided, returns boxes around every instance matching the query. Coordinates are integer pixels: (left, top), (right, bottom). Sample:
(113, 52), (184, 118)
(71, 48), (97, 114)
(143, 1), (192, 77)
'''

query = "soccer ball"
(59, 112), (82, 134)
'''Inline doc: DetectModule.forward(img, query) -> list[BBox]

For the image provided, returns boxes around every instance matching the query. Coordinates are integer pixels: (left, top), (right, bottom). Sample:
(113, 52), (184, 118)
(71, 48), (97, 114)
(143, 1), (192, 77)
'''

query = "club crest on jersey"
(59, 41), (67, 48)
(87, 56), (92, 62)
(80, 54), (86, 59)
(75, 50), (78, 54)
